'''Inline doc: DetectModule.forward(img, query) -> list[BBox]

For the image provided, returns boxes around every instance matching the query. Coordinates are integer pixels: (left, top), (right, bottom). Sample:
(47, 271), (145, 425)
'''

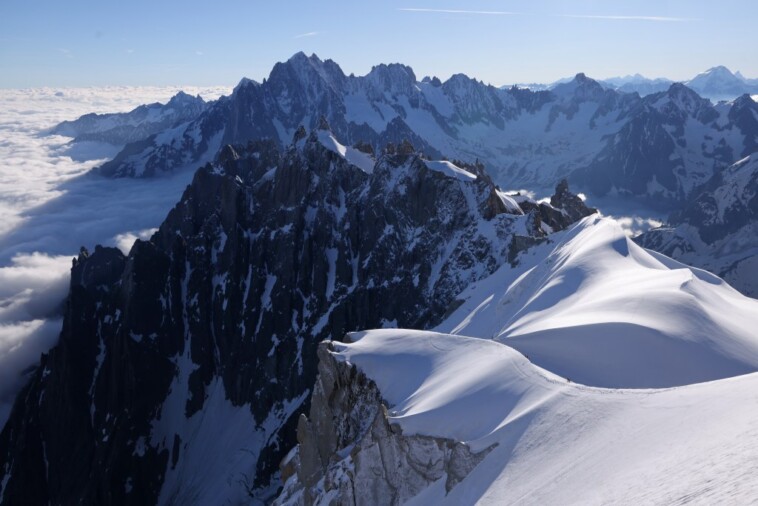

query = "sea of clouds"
(0, 85), (230, 425)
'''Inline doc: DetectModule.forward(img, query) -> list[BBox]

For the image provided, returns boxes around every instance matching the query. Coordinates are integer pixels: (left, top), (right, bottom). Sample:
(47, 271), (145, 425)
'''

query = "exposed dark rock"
(55, 54), (757, 205)
(550, 179), (598, 223)
(517, 180), (597, 234)
(275, 341), (495, 505)
(0, 134), (588, 504)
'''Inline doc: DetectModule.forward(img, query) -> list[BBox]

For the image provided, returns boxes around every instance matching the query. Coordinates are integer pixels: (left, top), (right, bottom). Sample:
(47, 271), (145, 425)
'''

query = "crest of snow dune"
(437, 215), (758, 388)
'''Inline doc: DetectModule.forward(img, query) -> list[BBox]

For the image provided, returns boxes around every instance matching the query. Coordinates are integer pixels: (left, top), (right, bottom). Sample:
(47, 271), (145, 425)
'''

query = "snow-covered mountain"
(686, 66), (758, 102)
(0, 122), (595, 504)
(58, 54), (757, 203)
(570, 83), (755, 199)
(277, 216), (758, 504)
(504, 67), (758, 101)
(599, 73), (674, 96)
(601, 66), (758, 102)
(5, 54), (758, 505)
(51, 91), (207, 145)
(637, 151), (758, 297)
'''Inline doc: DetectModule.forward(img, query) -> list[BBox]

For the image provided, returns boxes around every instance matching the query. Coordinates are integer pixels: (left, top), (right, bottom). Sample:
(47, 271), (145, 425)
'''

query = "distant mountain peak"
(166, 90), (204, 107)
(233, 77), (257, 93)
(366, 62), (417, 94)
(287, 50), (317, 64)
(551, 72), (605, 101)
(271, 51), (345, 83)
(733, 93), (757, 107)
(661, 82), (707, 110)
(703, 65), (734, 75)
(684, 66), (756, 101)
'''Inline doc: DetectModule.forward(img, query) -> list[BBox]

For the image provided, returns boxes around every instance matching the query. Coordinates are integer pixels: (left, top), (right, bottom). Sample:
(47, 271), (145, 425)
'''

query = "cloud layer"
(0, 85), (230, 426)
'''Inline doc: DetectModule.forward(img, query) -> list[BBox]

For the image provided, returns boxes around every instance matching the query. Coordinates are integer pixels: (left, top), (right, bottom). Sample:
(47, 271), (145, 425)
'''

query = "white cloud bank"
(0, 85), (231, 427)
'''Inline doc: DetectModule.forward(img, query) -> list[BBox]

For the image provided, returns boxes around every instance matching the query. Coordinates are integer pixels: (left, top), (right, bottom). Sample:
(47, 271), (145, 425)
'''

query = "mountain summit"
(0, 126), (594, 504)
(57, 54), (757, 206)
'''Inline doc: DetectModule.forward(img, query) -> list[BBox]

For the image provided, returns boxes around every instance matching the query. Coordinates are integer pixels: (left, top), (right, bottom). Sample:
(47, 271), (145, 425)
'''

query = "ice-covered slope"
(437, 216), (758, 388)
(285, 329), (758, 505)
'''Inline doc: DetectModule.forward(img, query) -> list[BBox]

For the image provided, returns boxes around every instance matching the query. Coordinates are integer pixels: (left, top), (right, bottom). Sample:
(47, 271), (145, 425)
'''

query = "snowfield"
(437, 216), (758, 388)
(320, 215), (758, 504)
(334, 329), (758, 505)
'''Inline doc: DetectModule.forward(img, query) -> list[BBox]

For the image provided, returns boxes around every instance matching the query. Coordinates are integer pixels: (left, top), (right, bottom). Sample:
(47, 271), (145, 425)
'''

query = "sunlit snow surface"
(0, 86), (230, 426)
(437, 216), (758, 388)
(336, 328), (758, 505)
(327, 216), (758, 503)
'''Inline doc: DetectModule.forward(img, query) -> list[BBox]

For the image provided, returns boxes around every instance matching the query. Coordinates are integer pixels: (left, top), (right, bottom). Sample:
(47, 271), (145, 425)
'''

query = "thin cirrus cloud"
(294, 31), (320, 39)
(398, 8), (516, 15)
(559, 14), (698, 22)
(398, 8), (697, 22)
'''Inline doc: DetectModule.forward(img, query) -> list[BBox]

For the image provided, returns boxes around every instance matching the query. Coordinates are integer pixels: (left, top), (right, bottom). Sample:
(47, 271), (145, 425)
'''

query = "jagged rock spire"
(317, 115), (331, 131)
(397, 139), (415, 155)
(550, 179), (597, 222)
(293, 125), (307, 144)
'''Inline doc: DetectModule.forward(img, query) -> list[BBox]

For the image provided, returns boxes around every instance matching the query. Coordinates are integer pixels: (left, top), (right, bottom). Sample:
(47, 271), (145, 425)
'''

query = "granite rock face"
(0, 128), (593, 504)
(274, 341), (495, 506)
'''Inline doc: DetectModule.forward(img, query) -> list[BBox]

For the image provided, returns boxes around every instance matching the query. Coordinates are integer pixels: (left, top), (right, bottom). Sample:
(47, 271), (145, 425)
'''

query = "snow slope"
(333, 329), (758, 505)
(436, 216), (758, 388)
(284, 219), (758, 503)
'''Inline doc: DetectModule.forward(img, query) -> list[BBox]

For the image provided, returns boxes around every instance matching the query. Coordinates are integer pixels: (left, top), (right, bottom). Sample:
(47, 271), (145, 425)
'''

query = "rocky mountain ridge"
(58, 53), (758, 204)
(510, 65), (758, 101)
(0, 123), (595, 504)
(52, 91), (207, 146)
(636, 153), (758, 297)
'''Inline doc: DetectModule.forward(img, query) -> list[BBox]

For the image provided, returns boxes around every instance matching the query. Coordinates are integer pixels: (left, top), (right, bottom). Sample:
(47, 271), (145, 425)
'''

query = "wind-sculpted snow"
(291, 329), (758, 504)
(276, 214), (758, 503)
(437, 216), (758, 388)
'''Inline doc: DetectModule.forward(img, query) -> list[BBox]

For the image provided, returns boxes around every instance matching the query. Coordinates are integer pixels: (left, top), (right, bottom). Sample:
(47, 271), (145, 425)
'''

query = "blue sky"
(1, 0), (756, 88)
